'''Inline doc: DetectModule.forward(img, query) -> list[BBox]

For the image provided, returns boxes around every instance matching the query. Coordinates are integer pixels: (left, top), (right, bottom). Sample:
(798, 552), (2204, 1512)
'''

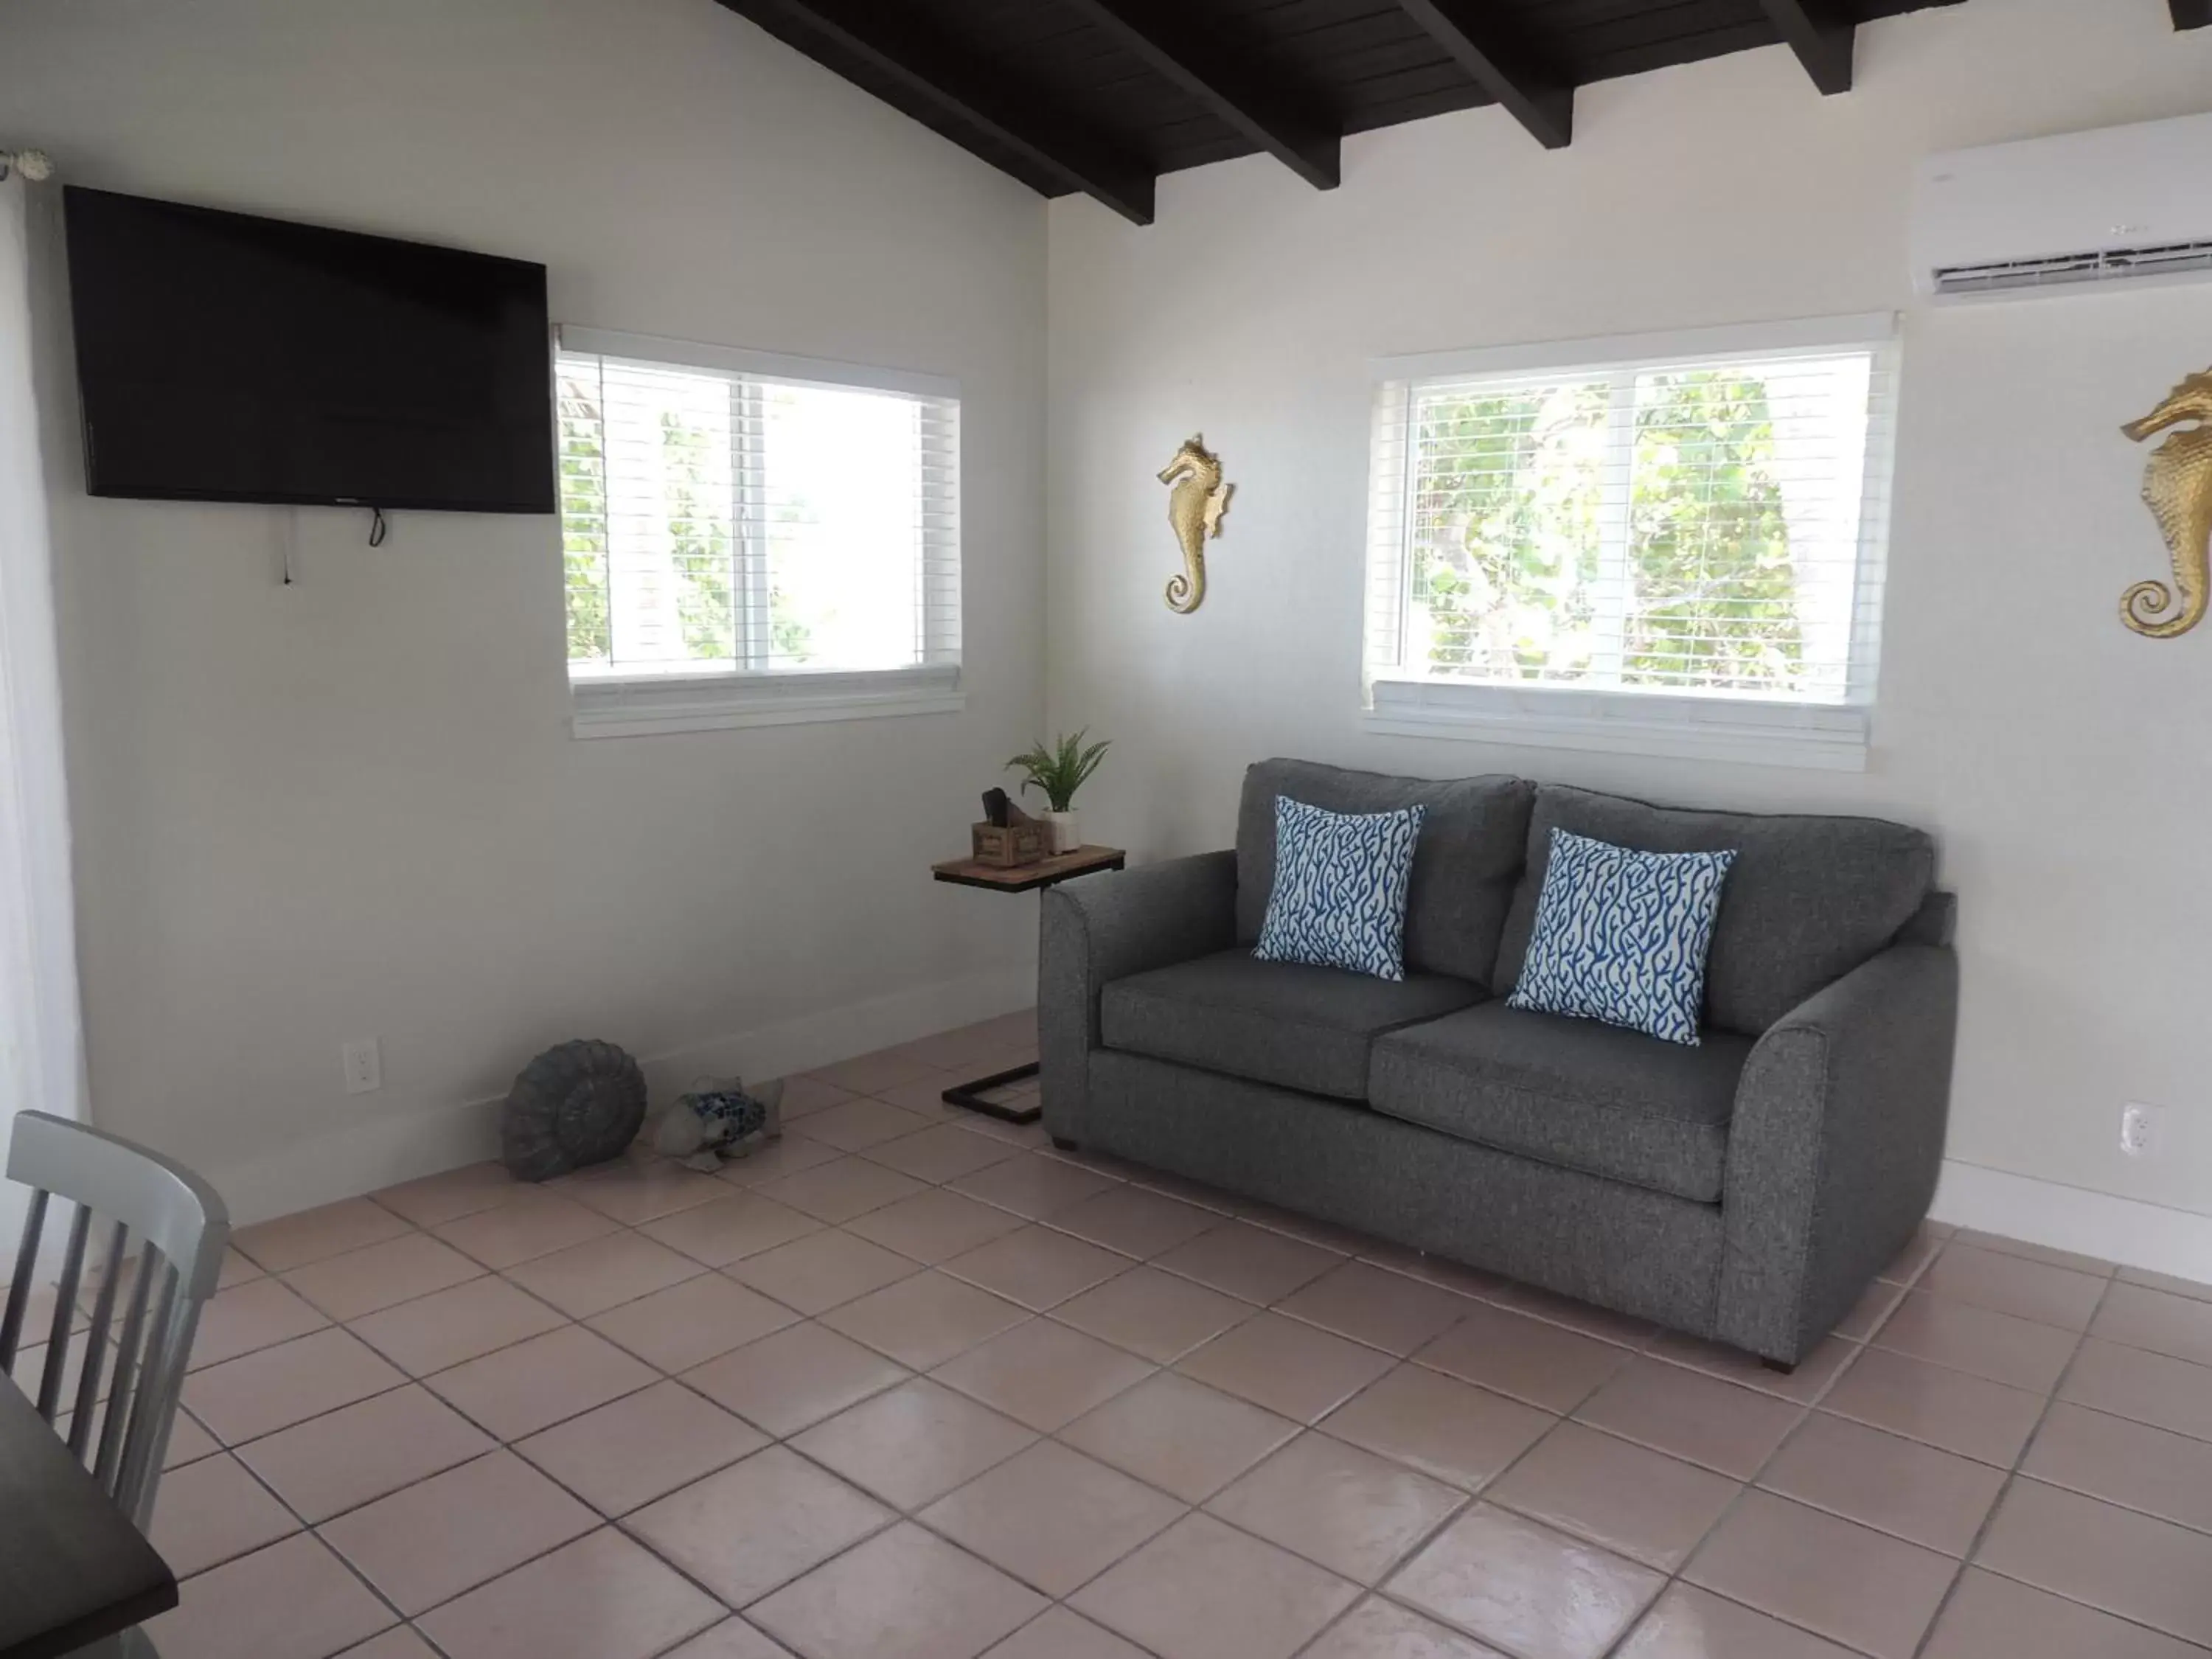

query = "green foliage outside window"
(557, 378), (815, 669)
(770, 585), (813, 664)
(1629, 374), (1802, 691)
(557, 379), (612, 664)
(658, 408), (737, 662)
(1409, 369), (1806, 695)
(1411, 382), (1606, 682)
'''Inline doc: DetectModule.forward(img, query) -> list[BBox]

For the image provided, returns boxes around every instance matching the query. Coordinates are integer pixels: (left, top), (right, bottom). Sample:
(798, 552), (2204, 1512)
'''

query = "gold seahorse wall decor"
(2120, 367), (2212, 639)
(1157, 433), (1234, 613)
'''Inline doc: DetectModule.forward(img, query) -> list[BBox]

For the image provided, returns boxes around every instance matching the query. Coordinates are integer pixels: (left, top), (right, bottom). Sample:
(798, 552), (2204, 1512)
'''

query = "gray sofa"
(1039, 759), (1958, 1368)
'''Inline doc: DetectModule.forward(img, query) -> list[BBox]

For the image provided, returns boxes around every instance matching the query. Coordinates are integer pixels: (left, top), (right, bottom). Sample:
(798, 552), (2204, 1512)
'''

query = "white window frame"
(556, 326), (964, 738)
(1363, 313), (1900, 773)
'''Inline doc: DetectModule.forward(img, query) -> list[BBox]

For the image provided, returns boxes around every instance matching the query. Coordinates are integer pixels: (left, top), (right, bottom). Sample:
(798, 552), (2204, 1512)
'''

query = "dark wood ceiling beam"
(2174, 0), (2210, 30)
(1394, 0), (1573, 150)
(1059, 0), (1340, 190)
(714, 0), (1157, 224)
(1756, 0), (1855, 94)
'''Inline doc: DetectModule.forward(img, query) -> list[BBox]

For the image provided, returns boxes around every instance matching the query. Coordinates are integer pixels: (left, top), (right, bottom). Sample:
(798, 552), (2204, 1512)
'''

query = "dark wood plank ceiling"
(713, 0), (1992, 225)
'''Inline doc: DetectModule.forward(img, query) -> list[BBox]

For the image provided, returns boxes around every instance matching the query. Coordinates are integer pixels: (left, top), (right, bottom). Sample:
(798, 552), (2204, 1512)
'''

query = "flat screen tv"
(64, 187), (554, 514)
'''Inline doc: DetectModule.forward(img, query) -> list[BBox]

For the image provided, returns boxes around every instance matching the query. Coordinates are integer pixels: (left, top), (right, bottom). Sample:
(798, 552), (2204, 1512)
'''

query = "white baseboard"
(211, 1094), (507, 1231)
(206, 961), (1037, 1228)
(1930, 1158), (2212, 1283)
(632, 961), (1034, 1107)
(226, 998), (2212, 1286)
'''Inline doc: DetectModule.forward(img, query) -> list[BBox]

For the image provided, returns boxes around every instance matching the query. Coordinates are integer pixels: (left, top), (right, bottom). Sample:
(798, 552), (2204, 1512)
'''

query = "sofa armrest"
(1716, 942), (1958, 1363)
(1039, 850), (1238, 1142)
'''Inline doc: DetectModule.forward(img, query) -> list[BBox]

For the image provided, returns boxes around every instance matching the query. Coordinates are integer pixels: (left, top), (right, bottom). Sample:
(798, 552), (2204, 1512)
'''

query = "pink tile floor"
(15, 1007), (2212, 1658)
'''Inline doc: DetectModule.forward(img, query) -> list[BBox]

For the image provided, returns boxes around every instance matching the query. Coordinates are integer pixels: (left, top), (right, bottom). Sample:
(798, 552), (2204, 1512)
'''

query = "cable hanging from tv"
(276, 507), (386, 588)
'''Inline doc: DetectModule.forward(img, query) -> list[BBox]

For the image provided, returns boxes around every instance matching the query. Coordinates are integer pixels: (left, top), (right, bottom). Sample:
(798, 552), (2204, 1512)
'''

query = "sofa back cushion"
(1237, 759), (1536, 990)
(1494, 785), (1935, 1035)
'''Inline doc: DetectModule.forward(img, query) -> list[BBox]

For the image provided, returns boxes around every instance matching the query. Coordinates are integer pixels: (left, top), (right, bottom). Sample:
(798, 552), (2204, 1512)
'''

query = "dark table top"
(0, 1382), (177, 1659)
(931, 844), (1127, 894)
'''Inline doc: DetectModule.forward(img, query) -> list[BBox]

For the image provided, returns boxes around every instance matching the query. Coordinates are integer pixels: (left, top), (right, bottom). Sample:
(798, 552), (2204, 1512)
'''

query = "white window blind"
(554, 327), (959, 729)
(1364, 317), (1897, 766)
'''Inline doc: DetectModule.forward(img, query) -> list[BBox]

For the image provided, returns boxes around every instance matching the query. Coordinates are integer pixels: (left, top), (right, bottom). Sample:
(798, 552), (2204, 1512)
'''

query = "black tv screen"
(64, 187), (554, 514)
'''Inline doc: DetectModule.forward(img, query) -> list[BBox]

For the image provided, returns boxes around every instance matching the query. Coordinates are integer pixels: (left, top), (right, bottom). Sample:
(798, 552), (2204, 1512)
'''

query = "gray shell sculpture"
(501, 1039), (648, 1181)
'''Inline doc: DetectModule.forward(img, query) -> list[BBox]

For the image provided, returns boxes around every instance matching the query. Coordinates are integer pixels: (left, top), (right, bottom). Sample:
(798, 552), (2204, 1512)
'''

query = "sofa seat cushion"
(1369, 1002), (1753, 1203)
(1101, 949), (1484, 1101)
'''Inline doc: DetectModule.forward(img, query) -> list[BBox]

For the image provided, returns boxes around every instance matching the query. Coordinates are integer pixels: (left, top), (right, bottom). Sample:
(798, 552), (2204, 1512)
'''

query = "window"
(1364, 316), (1898, 769)
(555, 327), (961, 735)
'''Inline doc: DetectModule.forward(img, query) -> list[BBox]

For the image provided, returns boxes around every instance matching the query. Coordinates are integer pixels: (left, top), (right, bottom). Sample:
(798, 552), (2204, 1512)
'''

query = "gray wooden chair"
(1, 1110), (229, 1537)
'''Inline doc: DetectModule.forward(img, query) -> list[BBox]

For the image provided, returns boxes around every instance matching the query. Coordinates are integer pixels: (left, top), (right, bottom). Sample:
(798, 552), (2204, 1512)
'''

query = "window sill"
(1363, 678), (1868, 772)
(571, 663), (964, 739)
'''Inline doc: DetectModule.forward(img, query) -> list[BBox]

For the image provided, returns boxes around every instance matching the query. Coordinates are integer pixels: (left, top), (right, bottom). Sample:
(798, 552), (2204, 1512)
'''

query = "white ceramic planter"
(1046, 810), (1081, 853)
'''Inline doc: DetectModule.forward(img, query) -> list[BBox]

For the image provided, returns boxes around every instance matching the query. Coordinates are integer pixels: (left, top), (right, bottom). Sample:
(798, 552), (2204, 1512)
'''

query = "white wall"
(9, 0), (2211, 1248)
(0, 174), (86, 1263)
(1, 0), (1048, 1222)
(1046, 0), (2212, 1239)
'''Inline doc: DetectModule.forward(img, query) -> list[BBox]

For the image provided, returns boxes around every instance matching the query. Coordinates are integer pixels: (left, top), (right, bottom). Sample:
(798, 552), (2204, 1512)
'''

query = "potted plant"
(1007, 730), (1110, 854)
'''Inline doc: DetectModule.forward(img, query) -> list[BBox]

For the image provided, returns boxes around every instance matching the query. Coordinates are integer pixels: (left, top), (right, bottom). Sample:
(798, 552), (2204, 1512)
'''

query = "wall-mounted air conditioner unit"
(1913, 111), (2212, 301)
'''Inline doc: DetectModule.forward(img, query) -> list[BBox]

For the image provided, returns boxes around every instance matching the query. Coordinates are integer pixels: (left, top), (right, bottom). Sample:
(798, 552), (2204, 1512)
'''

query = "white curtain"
(0, 172), (83, 1256)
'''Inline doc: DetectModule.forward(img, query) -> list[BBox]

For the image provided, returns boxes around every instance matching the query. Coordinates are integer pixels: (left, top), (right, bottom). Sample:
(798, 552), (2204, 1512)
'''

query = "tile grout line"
(2008, 1426), (2212, 1544)
(360, 1175), (1140, 1637)
(191, 1138), (1158, 1516)
(184, 1284), (597, 1467)
(1222, 1258), (1680, 1655)
(163, 1116), (2212, 1659)
(558, 1108), (1122, 1654)
(1904, 1269), (2212, 1659)
(143, 1209), (2199, 1484)
(920, 1225), (1500, 1650)
(1901, 1269), (2108, 1659)
(224, 1130), (1057, 1391)
(161, 1147), (1788, 1655)
(177, 1234), (1458, 1654)
(165, 1034), (2200, 1655)
(566, 1149), (1512, 1651)
(182, 1222), (812, 1526)
(31, 1042), (1006, 1651)
(205, 1413), (432, 1654)
(607, 1040), (1060, 1658)
(1571, 1231), (1950, 1659)
(1781, 1247), (2212, 1458)
(201, 1288), (897, 1649)
(1278, 1230), (1818, 1654)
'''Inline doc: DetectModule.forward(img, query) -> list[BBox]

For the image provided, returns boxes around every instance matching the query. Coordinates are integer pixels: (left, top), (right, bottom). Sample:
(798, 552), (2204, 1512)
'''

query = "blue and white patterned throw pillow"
(1254, 796), (1427, 981)
(1509, 829), (1736, 1046)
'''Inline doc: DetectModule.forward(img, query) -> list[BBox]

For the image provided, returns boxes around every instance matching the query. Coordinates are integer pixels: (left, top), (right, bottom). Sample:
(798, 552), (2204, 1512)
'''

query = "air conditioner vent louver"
(1913, 115), (2212, 303)
(1933, 240), (2212, 296)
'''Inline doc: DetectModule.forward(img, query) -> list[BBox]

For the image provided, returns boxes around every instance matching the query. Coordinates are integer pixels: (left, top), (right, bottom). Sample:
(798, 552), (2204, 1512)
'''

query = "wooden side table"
(931, 844), (1127, 1124)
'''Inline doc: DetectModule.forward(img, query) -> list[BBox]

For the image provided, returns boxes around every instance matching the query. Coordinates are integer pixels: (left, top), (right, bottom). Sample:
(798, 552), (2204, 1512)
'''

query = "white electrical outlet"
(341, 1039), (382, 1096)
(2121, 1101), (2166, 1159)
